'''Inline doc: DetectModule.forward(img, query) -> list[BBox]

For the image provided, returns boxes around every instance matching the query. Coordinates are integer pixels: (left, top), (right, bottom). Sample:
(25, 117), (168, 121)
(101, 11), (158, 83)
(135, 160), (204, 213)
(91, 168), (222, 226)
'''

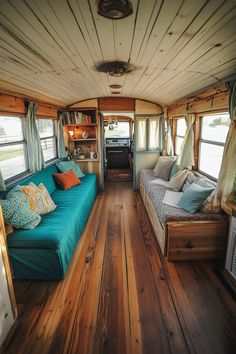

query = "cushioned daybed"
(140, 169), (228, 260)
(3, 162), (97, 280)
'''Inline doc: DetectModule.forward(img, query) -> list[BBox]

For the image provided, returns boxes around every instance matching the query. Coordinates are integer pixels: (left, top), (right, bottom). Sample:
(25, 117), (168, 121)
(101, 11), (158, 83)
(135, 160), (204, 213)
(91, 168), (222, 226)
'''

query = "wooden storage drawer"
(167, 220), (228, 261)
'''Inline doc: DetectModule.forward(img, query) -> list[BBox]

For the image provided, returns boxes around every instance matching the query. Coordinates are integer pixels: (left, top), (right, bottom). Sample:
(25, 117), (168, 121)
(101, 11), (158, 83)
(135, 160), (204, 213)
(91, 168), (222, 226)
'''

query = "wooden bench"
(140, 179), (228, 261)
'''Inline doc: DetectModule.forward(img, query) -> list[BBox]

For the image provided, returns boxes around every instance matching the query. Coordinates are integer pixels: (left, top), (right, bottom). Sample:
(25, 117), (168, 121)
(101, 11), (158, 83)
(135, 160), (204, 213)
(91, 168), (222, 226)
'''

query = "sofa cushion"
(56, 160), (85, 178)
(0, 185), (41, 229)
(153, 156), (176, 181)
(169, 169), (189, 191)
(7, 174), (97, 250)
(53, 170), (81, 190)
(169, 161), (180, 178)
(178, 183), (214, 213)
(182, 171), (199, 192)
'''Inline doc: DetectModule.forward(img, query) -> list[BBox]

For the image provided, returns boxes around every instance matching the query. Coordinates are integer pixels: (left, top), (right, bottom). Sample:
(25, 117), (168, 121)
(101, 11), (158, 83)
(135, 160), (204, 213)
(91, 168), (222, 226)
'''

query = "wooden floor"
(2, 182), (236, 354)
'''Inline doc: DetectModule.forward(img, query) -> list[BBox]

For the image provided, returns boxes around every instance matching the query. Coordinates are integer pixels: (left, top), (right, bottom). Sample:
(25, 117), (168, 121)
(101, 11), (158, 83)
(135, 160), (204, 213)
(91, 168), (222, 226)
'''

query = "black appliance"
(106, 138), (130, 168)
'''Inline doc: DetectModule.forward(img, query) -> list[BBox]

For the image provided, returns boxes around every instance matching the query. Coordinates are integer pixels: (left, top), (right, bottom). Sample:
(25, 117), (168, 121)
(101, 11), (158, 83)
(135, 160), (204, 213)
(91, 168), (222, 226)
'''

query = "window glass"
(176, 118), (186, 136)
(201, 114), (230, 142)
(0, 116), (28, 180)
(175, 117), (186, 155)
(199, 113), (230, 179)
(41, 138), (56, 161)
(37, 119), (54, 138)
(0, 116), (23, 143)
(0, 144), (27, 180)
(104, 121), (130, 138)
(199, 142), (224, 179)
(36, 119), (57, 161)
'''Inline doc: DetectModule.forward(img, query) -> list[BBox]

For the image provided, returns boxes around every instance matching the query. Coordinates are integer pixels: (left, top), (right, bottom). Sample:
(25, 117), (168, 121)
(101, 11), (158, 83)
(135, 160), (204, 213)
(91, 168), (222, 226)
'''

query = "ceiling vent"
(96, 61), (135, 77)
(97, 0), (133, 20)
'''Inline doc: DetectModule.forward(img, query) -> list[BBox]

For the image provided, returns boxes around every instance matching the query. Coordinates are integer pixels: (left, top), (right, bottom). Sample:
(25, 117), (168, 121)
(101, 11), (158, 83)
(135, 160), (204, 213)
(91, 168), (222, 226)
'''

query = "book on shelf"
(61, 111), (93, 125)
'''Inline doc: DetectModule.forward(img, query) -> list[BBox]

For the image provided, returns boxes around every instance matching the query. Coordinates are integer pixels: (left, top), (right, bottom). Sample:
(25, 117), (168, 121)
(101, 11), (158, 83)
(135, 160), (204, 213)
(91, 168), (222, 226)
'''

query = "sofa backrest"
(1, 162), (59, 198)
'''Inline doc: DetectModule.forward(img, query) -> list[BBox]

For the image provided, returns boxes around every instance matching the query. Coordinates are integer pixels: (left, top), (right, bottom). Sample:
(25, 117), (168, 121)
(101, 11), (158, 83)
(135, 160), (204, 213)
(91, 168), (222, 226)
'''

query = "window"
(199, 113), (230, 179)
(36, 119), (57, 161)
(175, 117), (186, 155)
(136, 116), (162, 152)
(104, 121), (130, 138)
(0, 116), (28, 180)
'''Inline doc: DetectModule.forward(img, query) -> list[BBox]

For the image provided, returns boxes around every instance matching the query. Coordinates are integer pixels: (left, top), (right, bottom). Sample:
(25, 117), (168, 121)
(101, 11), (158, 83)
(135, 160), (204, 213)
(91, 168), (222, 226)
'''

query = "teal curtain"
(203, 80), (236, 213)
(58, 113), (67, 158)
(177, 113), (195, 169)
(25, 101), (45, 172)
(0, 169), (6, 191)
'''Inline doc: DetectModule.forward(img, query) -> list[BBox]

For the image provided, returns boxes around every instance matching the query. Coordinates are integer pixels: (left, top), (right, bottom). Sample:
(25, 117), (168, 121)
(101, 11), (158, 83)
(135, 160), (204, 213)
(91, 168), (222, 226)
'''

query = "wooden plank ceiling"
(0, 0), (235, 106)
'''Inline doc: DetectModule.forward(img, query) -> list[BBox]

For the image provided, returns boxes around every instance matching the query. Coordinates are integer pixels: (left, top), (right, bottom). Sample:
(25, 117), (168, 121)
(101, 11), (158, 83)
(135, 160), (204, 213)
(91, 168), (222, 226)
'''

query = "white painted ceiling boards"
(0, 0), (236, 106)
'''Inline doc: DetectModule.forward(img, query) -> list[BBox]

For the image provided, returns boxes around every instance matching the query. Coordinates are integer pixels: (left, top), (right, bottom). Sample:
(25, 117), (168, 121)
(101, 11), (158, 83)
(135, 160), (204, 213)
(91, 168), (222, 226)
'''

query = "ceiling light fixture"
(109, 84), (122, 89)
(97, 0), (133, 20)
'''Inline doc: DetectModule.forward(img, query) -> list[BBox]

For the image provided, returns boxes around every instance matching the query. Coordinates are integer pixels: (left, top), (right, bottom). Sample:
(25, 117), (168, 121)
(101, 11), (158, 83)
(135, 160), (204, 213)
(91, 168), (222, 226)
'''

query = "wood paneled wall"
(0, 93), (59, 119)
(168, 83), (230, 171)
(167, 83), (229, 118)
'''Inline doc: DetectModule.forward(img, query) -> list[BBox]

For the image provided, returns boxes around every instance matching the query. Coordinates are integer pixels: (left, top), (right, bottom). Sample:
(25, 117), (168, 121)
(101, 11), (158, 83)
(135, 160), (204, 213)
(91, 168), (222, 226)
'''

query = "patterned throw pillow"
(56, 161), (85, 178)
(0, 185), (41, 229)
(29, 182), (57, 214)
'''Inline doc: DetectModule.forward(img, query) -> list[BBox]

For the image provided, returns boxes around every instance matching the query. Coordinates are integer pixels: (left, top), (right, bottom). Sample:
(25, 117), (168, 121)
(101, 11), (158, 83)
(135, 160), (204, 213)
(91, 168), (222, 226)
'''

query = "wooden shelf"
(74, 158), (99, 162)
(65, 124), (98, 127)
(73, 138), (97, 141)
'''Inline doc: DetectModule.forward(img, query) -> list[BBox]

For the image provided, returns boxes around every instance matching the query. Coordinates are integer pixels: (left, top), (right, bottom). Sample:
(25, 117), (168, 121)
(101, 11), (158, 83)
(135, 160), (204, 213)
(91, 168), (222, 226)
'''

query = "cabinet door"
(0, 207), (17, 346)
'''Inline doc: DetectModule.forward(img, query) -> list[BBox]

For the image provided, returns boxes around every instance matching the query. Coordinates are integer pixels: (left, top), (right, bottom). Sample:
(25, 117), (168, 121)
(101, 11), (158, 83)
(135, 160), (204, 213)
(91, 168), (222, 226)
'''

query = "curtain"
(148, 118), (160, 150)
(0, 169), (6, 191)
(136, 119), (147, 151)
(58, 113), (67, 158)
(166, 120), (174, 156)
(177, 113), (195, 169)
(203, 80), (236, 214)
(25, 101), (45, 172)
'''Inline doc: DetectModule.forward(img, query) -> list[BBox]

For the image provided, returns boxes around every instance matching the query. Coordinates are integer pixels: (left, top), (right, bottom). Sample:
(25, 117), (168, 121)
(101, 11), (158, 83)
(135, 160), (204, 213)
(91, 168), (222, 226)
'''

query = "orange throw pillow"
(53, 169), (81, 190)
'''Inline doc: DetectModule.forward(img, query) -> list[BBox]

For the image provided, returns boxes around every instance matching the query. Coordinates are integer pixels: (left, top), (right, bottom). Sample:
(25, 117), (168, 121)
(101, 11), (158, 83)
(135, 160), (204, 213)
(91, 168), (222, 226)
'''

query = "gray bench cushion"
(140, 169), (226, 225)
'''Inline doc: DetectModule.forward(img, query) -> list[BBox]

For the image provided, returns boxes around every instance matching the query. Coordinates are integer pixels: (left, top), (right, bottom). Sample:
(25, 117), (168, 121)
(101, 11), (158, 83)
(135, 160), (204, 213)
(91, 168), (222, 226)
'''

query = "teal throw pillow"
(178, 183), (214, 213)
(56, 161), (85, 178)
(0, 185), (41, 229)
(169, 160), (180, 178)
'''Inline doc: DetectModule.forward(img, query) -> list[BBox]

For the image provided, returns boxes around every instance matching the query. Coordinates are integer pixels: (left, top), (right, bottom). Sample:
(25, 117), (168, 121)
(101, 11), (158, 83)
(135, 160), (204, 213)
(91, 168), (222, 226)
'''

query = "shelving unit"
(61, 107), (99, 161)
(60, 107), (102, 188)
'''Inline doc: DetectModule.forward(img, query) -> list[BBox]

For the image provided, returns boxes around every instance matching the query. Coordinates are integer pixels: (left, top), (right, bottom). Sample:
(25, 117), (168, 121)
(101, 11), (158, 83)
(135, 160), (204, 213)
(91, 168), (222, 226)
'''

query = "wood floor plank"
(1, 182), (236, 354)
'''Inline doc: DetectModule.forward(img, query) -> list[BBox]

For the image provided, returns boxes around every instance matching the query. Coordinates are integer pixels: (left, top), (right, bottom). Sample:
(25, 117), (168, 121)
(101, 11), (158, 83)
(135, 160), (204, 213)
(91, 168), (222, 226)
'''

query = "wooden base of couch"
(167, 220), (228, 260)
(140, 179), (228, 261)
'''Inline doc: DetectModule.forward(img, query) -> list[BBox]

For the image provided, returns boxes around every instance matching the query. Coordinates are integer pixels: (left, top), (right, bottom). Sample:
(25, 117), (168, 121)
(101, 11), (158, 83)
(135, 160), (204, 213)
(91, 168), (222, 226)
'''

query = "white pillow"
(153, 156), (176, 181)
(169, 169), (189, 191)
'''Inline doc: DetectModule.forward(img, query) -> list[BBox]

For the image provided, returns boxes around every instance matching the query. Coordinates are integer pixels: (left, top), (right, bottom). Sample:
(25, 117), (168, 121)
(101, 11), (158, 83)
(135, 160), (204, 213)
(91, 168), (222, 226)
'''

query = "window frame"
(0, 116), (29, 182)
(198, 112), (230, 180)
(135, 114), (163, 153)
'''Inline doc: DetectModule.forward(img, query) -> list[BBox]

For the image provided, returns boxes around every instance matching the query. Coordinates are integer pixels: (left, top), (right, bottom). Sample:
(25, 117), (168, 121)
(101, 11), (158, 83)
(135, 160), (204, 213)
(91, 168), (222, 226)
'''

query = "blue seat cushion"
(7, 174), (97, 250)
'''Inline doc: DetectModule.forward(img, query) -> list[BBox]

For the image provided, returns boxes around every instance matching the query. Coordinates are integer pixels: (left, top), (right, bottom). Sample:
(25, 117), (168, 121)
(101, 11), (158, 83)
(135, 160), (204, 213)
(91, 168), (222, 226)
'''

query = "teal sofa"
(3, 162), (97, 280)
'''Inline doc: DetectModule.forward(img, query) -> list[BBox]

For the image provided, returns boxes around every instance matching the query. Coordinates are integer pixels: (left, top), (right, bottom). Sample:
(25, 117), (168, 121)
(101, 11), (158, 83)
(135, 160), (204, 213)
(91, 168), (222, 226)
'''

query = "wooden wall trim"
(167, 83), (229, 117)
(0, 93), (59, 119)
(99, 97), (135, 112)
